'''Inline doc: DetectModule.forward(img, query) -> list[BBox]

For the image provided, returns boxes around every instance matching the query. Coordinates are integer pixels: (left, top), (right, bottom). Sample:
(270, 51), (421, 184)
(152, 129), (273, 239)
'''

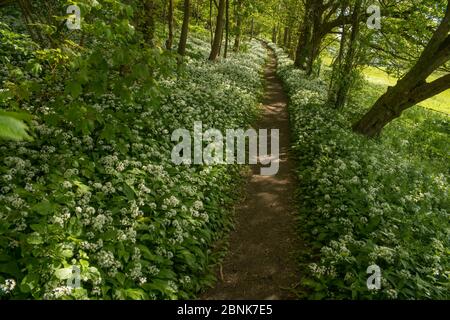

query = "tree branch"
(412, 73), (450, 104)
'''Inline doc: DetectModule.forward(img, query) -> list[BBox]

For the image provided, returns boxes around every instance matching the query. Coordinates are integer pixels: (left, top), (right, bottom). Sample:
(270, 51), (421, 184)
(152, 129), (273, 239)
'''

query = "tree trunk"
(277, 23), (283, 45)
(353, 2), (450, 137)
(283, 27), (289, 48)
(224, 0), (230, 58)
(233, 15), (242, 51)
(331, 0), (361, 109)
(294, 0), (314, 69)
(18, 0), (46, 46)
(353, 72), (450, 137)
(294, 0), (357, 72)
(305, 1), (326, 75)
(218, 20), (224, 56)
(287, 27), (294, 58)
(272, 26), (277, 44)
(178, 0), (191, 56)
(294, 23), (312, 69)
(143, 0), (156, 46)
(209, 0), (226, 61)
(328, 24), (347, 105)
(305, 33), (322, 75)
(194, 0), (201, 23)
(233, 0), (242, 52)
(209, 0), (214, 46)
(166, 0), (174, 50)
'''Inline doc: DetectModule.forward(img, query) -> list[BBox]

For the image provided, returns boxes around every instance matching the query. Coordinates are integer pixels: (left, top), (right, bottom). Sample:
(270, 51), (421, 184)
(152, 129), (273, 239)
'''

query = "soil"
(202, 46), (300, 300)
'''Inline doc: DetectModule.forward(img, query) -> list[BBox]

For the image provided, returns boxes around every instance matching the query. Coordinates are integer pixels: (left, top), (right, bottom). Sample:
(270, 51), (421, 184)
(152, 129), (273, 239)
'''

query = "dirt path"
(203, 46), (299, 300)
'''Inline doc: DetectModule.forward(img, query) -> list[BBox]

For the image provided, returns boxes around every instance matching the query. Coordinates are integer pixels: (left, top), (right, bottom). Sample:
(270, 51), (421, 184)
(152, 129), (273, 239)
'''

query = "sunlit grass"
(321, 55), (450, 115)
(363, 66), (450, 114)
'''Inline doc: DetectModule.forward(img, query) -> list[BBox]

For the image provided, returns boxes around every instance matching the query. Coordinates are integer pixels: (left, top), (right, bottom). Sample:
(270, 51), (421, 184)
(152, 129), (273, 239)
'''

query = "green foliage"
(271, 44), (449, 300)
(0, 0), (266, 300)
(0, 36), (265, 300)
(0, 111), (32, 141)
(2, 0), (448, 302)
(371, 0), (450, 76)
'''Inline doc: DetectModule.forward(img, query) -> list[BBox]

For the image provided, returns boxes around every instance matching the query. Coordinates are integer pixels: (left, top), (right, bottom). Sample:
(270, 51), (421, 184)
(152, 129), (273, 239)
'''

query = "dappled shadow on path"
(203, 46), (300, 300)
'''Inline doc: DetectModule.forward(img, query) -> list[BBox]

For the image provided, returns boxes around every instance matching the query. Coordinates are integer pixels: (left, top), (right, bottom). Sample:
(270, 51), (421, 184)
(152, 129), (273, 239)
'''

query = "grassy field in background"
(321, 56), (450, 115)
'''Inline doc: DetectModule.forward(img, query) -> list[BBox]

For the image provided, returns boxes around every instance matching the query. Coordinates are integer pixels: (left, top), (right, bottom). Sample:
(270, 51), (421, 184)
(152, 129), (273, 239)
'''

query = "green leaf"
(115, 272), (126, 286)
(0, 114), (32, 141)
(0, 262), (20, 278)
(61, 249), (74, 258)
(65, 81), (82, 98)
(366, 216), (382, 232)
(0, 110), (33, 121)
(131, 63), (149, 79)
(31, 200), (54, 215)
(0, 223), (11, 235)
(157, 269), (177, 281)
(55, 267), (74, 280)
(125, 288), (147, 300)
(30, 63), (43, 76)
(30, 223), (46, 233)
(142, 279), (172, 294)
(122, 183), (135, 200)
(20, 273), (39, 293)
(73, 180), (91, 194)
(0, 253), (12, 262)
(26, 233), (43, 245)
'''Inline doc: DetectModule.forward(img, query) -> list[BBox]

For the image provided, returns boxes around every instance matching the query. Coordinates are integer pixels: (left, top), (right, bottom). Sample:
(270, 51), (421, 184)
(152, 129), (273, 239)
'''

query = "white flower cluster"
(0, 35), (268, 300)
(269, 42), (449, 300)
(0, 279), (16, 295)
(43, 286), (73, 300)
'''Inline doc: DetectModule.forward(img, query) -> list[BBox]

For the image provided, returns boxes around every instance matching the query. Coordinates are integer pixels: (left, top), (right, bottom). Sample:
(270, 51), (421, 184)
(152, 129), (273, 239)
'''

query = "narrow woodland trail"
(203, 47), (300, 300)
